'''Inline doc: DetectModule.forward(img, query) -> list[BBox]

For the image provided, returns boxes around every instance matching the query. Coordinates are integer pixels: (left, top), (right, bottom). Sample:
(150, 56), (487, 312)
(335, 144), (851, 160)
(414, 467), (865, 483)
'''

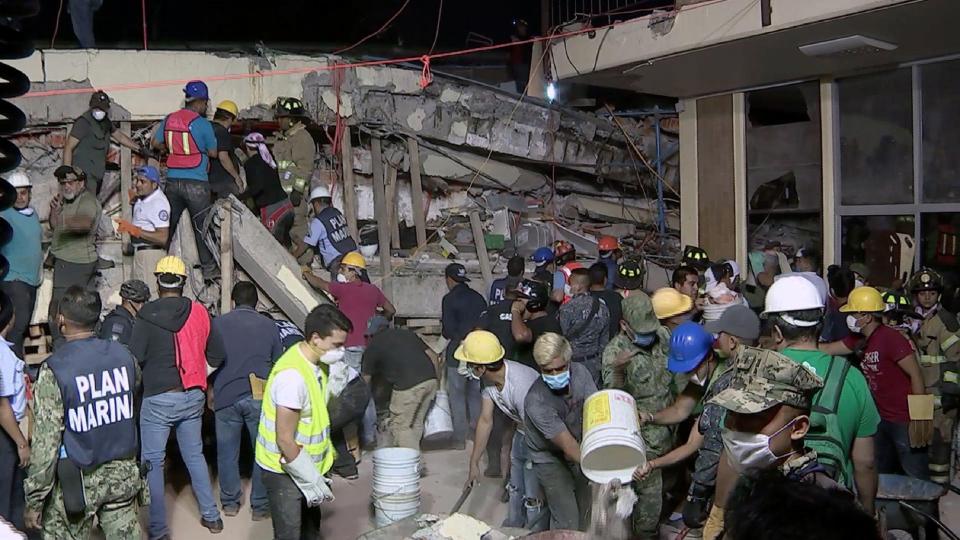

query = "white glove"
(281, 450), (335, 506)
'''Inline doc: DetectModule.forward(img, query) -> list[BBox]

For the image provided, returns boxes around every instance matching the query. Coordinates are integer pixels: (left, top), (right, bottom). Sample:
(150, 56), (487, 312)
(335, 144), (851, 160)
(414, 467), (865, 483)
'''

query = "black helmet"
(681, 245), (710, 270)
(517, 279), (549, 311)
(275, 97), (306, 118)
(908, 268), (943, 293)
(120, 279), (151, 303)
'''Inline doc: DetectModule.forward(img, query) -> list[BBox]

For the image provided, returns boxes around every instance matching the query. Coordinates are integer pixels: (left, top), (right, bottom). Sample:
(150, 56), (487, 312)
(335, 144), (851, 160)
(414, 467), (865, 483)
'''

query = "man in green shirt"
(761, 275), (880, 514)
(62, 90), (142, 195)
(47, 166), (101, 349)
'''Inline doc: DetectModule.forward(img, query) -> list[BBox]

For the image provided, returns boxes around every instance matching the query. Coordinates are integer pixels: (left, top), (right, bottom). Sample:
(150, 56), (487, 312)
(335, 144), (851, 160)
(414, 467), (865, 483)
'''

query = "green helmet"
(622, 292), (660, 334)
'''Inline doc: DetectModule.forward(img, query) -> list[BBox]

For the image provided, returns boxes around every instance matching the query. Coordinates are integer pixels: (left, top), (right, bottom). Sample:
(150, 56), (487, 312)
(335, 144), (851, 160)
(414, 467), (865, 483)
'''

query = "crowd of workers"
(0, 77), (955, 540)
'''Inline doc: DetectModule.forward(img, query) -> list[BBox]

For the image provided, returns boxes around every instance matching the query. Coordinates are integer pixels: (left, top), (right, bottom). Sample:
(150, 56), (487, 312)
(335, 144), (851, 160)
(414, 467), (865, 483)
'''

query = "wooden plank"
(371, 137), (392, 300)
(385, 165), (401, 249)
(406, 138), (427, 248)
(469, 211), (493, 292)
(696, 95), (736, 260)
(340, 128), (359, 240)
(219, 200), (233, 315)
(119, 122), (133, 268)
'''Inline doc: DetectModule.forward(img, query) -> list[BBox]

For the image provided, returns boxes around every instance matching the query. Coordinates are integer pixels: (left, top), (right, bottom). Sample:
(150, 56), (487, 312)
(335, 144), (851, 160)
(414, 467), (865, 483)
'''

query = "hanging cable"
(333, 0), (412, 55)
(51, 0), (64, 48)
(141, 0), (148, 50)
(428, 0), (443, 55)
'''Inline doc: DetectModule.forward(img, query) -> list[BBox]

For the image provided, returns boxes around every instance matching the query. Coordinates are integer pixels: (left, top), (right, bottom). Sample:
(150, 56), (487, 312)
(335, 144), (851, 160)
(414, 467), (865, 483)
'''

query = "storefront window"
(840, 215), (915, 288)
(921, 59), (960, 202)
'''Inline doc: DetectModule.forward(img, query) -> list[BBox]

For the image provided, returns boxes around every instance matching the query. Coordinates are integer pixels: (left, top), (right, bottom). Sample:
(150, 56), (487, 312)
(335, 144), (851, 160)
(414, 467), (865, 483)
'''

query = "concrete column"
(732, 92), (748, 273)
(820, 77), (837, 270)
(678, 98), (699, 248)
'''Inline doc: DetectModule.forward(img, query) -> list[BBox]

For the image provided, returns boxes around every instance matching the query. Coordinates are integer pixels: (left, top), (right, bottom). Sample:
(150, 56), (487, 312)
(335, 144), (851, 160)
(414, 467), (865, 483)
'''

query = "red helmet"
(598, 236), (619, 252)
(553, 240), (574, 258)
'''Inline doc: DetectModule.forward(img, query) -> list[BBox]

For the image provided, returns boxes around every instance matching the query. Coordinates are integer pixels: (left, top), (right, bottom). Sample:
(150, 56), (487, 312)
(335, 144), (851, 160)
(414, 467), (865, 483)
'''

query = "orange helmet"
(598, 236), (618, 252)
(553, 240), (574, 258)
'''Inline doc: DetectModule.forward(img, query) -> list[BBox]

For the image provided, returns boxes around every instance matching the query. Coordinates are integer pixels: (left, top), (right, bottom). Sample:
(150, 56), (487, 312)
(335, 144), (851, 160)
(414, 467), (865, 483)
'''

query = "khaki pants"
(291, 198), (311, 264)
(133, 247), (166, 301)
(386, 379), (439, 449)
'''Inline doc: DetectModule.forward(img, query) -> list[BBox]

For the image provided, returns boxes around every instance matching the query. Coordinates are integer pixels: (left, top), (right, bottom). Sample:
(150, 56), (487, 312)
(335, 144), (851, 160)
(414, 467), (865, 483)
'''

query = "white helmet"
(309, 185), (331, 201)
(7, 171), (30, 189)
(762, 275), (824, 316)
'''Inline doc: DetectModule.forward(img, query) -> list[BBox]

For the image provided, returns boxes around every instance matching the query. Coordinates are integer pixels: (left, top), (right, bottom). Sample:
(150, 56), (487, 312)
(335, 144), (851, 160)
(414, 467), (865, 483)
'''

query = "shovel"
(450, 482), (474, 514)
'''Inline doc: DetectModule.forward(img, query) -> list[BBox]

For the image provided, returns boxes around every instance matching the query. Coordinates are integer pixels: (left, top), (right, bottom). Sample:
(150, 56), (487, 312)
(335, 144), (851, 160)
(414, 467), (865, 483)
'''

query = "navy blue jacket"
(441, 283), (486, 366)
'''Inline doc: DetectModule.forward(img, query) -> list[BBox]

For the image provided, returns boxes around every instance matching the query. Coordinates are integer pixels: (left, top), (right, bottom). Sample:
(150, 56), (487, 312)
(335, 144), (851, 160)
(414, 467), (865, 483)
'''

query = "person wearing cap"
(459, 330), (546, 529)
(530, 247), (555, 286)
(152, 80), (219, 280)
(489, 255), (526, 306)
(210, 282), (283, 519)
(116, 165), (170, 302)
(881, 290), (924, 337)
(363, 316), (441, 450)
(551, 240), (583, 305)
(906, 268), (960, 484)
(512, 279), (562, 368)
(558, 268), (610, 386)
(758, 275), (880, 513)
(704, 346), (831, 539)
(272, 97), (316, 251)
(239, 132), (294, 247)
(63, 90), (143, 195)
(848, 262), (870, 288)
(129, 255), (226, 537)
(596, 236), (620, 290)
(210, 100), (242, 201)
(48, 165), (101, 349)
(651, 287), (694, 332)
(0, 294), (27, 530)
(615, 259), (645, 298)
(820, 286), (930, 480)
(98, 279), (150, 345)
(524, 332), (596, 531)
(588, 262), (622, 341)
(681, 245), (711, 272)
(292, 184), (358, 272)
(441, 262), (487, 450)
(0, 171), (41, 358)
(601, 292), (673, 538)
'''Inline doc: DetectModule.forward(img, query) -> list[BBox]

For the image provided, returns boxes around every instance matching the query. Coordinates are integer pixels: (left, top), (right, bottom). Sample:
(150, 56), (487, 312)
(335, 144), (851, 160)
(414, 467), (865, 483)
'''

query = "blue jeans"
(215, 396), (268, 513)
(69, 0), (102, 48)
(506, 431), (548, 530)
(446, 366), (481, 444)
(141, 389), (220, 539)
(164, 179), (215, 277)
(345, 346), (377, 446)
(876, 419), (930, 480)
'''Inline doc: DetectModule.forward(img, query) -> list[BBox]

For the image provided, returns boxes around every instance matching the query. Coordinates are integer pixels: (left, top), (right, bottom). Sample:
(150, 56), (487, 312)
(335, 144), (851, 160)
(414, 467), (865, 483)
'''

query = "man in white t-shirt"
(0, 295), (28, 530)
(116, 166), (170, 300)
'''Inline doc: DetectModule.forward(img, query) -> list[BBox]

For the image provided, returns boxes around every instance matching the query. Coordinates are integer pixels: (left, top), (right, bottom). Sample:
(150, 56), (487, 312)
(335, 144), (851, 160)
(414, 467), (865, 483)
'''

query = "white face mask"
(92, 109), (107, 121)
(854, 279), (865, 289)
(689, 371), (706, 387)
(563, 283), (572, 297)
(846, 315), (862, 334)
(336, 273), (349, 283)
(319, 347), (345, 365)
(721, 417), (801, 472)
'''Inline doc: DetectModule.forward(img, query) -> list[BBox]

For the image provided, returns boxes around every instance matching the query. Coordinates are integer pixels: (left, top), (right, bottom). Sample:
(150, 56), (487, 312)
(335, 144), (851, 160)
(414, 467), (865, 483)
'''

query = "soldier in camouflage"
(601, 292), (674, 539)
(24, 287), (146, 538)
(909, 268), (960, 484)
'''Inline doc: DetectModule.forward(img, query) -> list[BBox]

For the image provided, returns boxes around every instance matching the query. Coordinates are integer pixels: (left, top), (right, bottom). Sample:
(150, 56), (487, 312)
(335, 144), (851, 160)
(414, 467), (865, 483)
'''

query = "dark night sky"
(26, 0), (543, 56)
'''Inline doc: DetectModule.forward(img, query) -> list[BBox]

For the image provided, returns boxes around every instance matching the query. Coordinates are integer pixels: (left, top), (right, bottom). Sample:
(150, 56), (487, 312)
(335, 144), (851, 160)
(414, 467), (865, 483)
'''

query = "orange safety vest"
(164, 109), (203, 169)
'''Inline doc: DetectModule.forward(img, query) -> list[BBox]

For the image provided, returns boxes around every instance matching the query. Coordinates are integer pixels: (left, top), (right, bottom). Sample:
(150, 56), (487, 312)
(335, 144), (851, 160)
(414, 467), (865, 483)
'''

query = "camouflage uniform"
(601, 293), (674, 539)
(25, 364), (147, 539)
(272, 121), (316, 249)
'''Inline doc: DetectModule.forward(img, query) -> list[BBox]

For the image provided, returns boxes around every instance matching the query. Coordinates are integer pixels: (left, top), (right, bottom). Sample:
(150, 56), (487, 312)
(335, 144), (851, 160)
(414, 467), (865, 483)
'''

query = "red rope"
(142, 0), (148, 50)
(418, 56), (433, 89)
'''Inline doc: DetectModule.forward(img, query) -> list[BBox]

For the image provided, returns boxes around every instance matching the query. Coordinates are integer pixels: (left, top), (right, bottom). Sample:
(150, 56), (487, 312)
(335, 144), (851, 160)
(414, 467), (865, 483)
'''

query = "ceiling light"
(798, 35), (897, 57)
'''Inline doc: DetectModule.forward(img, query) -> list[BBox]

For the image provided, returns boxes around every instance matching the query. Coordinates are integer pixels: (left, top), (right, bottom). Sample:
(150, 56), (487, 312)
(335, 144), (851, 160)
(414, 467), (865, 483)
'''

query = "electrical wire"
(428, 0), (443, 56)
(333, 0), (412, 55)
(51, 0), (64, 48)
(141, 0), (148, 50)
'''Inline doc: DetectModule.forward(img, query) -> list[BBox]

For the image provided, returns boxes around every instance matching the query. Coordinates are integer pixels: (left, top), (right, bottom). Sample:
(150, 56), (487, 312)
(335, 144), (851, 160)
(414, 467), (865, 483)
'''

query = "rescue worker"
(558, 268), (610, 385)
(512, 279), (562, 368)
(508, 18), (532, 93)
(550, 241), (582, 304)
(293, 185), (358, 276)
(152, 80), (219, 280)
(589, 262), (622, 341)
(255, 304), (345, 540)
(681, 245), (710, 272)
(762, 276), (880, 514)
(672, 265), (699, 303)
(908, 268), (960, 484)
(460, 330), (547, 530)
(273, 97), (316, 256)
(651, 287), (694, 331)
(115, 165), (170, 301)
(601, 292), (673, 538)
(881, 290), (922, 336)
(530, 247), (554, 285)
(209, 100), (242, 201)
(24, 287), (144, 538)
(0, 171), (42, 357)
(239, 132), (294, 247)
(98, 279), (150, 345)
(489, 256), (525, 305)
(596, 235), (619, 290)
(614, 259), (645, 298)
(0, 294), (26, 530)
(48, 165), (100, 349)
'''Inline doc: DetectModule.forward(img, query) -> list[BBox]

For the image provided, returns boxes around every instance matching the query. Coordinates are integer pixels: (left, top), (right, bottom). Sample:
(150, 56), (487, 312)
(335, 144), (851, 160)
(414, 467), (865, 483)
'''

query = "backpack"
(805, 354), (852, 488)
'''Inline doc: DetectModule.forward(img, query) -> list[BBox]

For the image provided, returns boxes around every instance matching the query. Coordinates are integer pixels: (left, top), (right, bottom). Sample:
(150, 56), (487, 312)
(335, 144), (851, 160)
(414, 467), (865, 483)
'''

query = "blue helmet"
(667, 321), (714, 373)
(531, 247), (555, 265)
(184, 80), (209, 101)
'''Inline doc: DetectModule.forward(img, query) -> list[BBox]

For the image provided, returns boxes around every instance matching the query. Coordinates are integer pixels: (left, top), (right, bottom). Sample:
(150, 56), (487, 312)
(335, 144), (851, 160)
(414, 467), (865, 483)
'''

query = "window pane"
(920, 213), (960, 274)
(922, 60), (960, 202)
(746, 82), (822, 256)
(838, 69), (913, 205)
(840, 215), (915, 288)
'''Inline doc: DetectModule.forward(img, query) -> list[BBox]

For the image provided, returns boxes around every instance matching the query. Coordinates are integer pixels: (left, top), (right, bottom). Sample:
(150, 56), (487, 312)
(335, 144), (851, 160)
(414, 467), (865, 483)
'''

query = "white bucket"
(371, 447), (421, 495)
(372, 490), (420, 527)
(422, 390), (454, 442)
(580, 389), (647, 484)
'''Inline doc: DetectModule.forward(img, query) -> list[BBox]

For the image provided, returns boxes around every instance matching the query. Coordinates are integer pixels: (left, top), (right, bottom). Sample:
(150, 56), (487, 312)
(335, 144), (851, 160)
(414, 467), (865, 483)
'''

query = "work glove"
(908, 394), (935, 448)
(281, 449), (335, 507)
(115, 218), (143, 238)
(290, 189), (303, 207)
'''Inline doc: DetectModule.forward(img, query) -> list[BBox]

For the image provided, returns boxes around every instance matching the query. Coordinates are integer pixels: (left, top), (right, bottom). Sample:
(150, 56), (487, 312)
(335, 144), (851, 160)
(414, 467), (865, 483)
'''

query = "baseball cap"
(703, 305), (760, 341)
(445, 263), (470, 283)
(709, 348), (823, 414)
(54, 165), (84, 181)
(136, 165), (161, 183)
(848, 262), (870, 281)
(614, 259), (644, 290)
(366, 315), (390, 336)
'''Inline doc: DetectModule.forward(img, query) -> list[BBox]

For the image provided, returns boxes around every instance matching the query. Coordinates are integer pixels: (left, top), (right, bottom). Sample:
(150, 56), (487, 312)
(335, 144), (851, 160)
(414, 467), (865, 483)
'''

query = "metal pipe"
(654, 105), (667, 236)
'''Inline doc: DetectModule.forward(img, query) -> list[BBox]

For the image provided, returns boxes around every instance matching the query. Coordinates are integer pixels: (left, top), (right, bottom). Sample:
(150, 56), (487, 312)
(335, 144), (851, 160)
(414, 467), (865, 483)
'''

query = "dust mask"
(854, 279), (865, 289)
(319, 347), (345, 365)
(846, 315), (862, 334)
(721, 417), (802, 472)
(336, 273), (349, 283)
(92, 109), (107, 121)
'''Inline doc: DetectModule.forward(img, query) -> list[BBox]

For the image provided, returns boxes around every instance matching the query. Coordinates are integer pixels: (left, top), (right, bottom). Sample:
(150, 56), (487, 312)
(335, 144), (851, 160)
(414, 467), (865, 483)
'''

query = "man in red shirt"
(303, 251), (396, 447)
(821, 286), (931, 479)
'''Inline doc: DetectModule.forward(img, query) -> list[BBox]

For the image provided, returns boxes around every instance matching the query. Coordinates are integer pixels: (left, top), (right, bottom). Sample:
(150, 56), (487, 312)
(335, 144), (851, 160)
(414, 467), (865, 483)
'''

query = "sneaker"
(96, 257), (115, 270)
(332, 467), (359, 480)
(201, 518), (224, 534)
(222, 505), (240, 517)
(252, 509), (271, 522)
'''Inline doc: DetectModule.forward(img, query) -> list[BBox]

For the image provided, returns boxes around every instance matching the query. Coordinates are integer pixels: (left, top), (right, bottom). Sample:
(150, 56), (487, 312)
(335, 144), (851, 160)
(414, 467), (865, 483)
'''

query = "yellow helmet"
(839, 286), (885, 313)
(651, 287), (693, 319)
(154, 255), (187, 277)
(454, 330), (505, 365)
(341, 251), (366, 270)
(216, 100), (239, 117)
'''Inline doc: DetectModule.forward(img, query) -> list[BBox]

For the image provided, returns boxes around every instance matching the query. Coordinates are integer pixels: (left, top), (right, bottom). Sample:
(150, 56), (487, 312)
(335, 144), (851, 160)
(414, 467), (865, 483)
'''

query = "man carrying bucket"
(459, 330), (547, 530)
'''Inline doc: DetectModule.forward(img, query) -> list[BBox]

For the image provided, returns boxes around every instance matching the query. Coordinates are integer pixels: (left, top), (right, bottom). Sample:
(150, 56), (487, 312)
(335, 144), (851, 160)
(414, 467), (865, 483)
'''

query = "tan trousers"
(386, 379), (439, 450)
(703, 503), (724, 540)
(132, 248), (166, 301)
